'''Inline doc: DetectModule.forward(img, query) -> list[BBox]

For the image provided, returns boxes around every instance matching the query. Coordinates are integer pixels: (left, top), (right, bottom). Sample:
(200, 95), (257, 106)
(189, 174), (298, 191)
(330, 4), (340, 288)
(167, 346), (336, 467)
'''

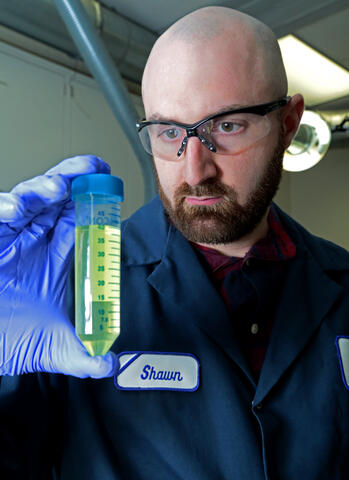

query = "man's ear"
(282, 94), (305, 149)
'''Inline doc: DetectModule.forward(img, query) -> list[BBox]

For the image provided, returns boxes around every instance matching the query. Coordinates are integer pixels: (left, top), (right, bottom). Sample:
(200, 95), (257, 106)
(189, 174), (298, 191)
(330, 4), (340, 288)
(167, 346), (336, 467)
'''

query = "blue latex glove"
(0, 155), (119, 378)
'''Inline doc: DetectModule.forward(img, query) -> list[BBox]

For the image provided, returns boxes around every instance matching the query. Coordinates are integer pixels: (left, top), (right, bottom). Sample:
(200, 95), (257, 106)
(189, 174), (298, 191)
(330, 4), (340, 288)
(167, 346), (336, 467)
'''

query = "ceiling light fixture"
(278, 35), (349, 107)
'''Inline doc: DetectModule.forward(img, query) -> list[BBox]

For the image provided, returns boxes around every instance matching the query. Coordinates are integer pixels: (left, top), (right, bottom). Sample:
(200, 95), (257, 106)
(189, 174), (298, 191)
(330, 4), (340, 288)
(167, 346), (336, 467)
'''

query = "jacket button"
(255, 402), (263, 410)
(251, 323), (259, 334)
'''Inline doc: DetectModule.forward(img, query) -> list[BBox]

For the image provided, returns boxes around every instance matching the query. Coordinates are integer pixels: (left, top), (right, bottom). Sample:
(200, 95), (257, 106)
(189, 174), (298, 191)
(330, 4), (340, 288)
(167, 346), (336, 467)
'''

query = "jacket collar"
(122, 195), (169, 266)
(272, 203), (349, 272)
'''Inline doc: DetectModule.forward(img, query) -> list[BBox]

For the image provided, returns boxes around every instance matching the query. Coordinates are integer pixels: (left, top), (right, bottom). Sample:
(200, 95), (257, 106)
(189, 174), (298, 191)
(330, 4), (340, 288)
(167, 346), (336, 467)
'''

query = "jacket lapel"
(254, 250), (343, 405)
(147, 225), (254, 383)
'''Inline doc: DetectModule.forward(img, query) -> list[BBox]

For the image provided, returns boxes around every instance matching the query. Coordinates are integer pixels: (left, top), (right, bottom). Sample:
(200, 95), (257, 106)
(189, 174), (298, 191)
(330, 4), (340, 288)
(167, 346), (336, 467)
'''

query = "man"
(1, 6), (349, 480)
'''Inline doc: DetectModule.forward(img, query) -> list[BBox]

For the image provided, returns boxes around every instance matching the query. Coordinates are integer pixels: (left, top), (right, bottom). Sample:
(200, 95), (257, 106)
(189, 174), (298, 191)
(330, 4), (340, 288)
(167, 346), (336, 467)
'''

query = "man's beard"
(156, 131), (285, 244)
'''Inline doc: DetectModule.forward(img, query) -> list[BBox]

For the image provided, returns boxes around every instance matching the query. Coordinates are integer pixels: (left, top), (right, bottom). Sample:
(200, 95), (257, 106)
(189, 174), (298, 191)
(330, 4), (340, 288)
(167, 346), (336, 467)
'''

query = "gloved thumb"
(48, 326), (120, 378)
(66, 349), (120, 379)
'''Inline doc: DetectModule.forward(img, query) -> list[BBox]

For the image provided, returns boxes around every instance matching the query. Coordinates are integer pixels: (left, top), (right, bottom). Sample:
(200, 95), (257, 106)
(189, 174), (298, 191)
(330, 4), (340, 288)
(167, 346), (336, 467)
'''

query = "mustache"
(175, 179), (234, 199)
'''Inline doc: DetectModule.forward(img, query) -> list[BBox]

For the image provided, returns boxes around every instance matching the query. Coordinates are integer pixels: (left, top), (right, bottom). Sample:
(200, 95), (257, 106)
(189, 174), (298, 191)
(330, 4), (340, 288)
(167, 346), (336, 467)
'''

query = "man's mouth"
(185, 196), (223, 206)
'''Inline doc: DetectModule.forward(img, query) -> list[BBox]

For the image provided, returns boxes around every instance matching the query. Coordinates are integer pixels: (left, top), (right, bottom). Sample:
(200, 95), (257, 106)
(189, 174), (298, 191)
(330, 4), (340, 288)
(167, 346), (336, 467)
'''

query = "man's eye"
(217, 121), (241, 133)
(160, 128), (180, 139)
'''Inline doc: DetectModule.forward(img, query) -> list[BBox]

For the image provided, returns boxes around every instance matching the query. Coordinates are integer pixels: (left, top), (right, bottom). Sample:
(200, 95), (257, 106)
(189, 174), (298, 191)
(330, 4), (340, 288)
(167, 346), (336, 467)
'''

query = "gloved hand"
(0, 155), (119, 378)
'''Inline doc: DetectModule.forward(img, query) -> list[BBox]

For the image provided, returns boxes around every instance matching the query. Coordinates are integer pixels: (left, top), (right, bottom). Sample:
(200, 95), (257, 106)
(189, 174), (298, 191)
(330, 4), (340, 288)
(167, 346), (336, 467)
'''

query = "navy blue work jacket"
(1, 196), (349, 480)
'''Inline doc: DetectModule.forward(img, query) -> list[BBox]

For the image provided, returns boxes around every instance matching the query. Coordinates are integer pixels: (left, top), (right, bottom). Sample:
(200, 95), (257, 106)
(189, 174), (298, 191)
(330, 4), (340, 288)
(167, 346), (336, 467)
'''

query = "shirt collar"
(192, 205), (296, 273)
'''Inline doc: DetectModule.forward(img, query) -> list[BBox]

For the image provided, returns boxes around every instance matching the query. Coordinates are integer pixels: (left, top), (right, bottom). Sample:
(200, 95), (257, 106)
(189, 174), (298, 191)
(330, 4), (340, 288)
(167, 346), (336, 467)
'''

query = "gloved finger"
(4, 155), (110, 225)
(68, 351), (120, 379)
(0, 222), (19, 251)
(9, 174), (70, 228)
(45, 155), (110, 178)
(0, 194), (24, 254)
(0, 193), (25, 223)
(47, 200), (75, 262)
(90, 351), (120, 379)
(57, 336), (120, 378)
(43, 315), (119, 378)
(0, 201), (73, 264)
(14, 202), (73, 255)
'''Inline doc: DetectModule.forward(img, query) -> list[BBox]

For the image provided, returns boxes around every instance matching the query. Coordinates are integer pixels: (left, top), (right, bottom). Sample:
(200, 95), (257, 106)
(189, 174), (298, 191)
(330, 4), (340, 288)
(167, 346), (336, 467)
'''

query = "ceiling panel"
(295, 5), (349, 69)
(100, 0), (240, 33)
(101, 0), (349, 37)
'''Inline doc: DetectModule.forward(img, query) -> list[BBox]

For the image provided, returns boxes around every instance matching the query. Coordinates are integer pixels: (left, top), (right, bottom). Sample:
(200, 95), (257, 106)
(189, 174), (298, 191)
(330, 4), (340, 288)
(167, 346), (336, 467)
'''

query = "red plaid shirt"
(192, 205), (296, 381)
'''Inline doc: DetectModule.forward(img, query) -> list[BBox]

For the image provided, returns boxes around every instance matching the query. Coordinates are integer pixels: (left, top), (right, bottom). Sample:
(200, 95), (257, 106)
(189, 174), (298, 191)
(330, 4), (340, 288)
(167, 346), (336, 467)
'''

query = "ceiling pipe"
(53, 0), (156, 202)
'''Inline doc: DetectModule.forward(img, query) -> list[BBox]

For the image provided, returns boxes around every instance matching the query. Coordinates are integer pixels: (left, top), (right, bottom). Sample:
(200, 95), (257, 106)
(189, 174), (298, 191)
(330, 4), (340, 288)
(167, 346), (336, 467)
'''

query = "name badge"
(114, 352), (200, 391)
(337, 336), (349, 390)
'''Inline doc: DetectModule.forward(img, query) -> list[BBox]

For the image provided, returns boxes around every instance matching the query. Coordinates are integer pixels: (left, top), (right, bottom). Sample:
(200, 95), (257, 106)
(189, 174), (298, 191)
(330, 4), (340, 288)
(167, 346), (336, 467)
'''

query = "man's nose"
(182, 137), (218, 186)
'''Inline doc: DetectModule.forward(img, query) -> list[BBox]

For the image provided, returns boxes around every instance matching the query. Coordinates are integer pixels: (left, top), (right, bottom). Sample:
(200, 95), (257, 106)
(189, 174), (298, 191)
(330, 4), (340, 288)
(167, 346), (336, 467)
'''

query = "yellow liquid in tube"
(75, 224), (120, 356)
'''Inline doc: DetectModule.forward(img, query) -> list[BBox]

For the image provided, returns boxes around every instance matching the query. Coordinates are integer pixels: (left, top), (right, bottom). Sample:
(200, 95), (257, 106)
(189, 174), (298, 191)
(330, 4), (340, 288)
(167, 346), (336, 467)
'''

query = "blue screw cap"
(71, 173), (124, 201)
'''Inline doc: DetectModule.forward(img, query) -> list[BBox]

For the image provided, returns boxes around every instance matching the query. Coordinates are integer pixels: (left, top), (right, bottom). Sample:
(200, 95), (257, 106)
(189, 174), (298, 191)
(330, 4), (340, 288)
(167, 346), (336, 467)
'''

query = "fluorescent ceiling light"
(278, 35), (349, 106)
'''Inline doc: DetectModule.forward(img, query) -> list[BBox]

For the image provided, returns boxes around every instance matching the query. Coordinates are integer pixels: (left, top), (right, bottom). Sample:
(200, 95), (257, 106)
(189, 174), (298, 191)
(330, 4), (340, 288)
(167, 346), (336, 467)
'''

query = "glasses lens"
(198, 113), (271, 155)
(138, 124), (186, 160)
(138, 111), (272, 159)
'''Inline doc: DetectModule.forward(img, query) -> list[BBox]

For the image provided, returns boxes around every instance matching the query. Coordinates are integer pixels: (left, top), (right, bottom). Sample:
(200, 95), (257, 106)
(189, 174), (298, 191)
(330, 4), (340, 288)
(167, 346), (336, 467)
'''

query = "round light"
(283, 110), (331, 172)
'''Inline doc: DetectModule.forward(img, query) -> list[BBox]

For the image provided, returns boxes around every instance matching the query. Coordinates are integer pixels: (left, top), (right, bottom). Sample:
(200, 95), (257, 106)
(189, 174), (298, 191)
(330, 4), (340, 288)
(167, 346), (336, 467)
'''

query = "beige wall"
(0, 40), (145, 220)
(275, 146), (349, 250)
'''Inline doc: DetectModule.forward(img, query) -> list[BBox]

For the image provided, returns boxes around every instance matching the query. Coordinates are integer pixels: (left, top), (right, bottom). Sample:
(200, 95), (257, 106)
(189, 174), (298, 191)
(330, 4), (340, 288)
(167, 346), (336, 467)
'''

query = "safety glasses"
(136, 97), (290, 161)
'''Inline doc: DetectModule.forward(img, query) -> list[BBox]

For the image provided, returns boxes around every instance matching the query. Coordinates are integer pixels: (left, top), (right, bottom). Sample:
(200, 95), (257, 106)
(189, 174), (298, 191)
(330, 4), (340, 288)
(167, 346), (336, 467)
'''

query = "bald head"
(161, 6), (275, 43)
(142, 7), (287, 116)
